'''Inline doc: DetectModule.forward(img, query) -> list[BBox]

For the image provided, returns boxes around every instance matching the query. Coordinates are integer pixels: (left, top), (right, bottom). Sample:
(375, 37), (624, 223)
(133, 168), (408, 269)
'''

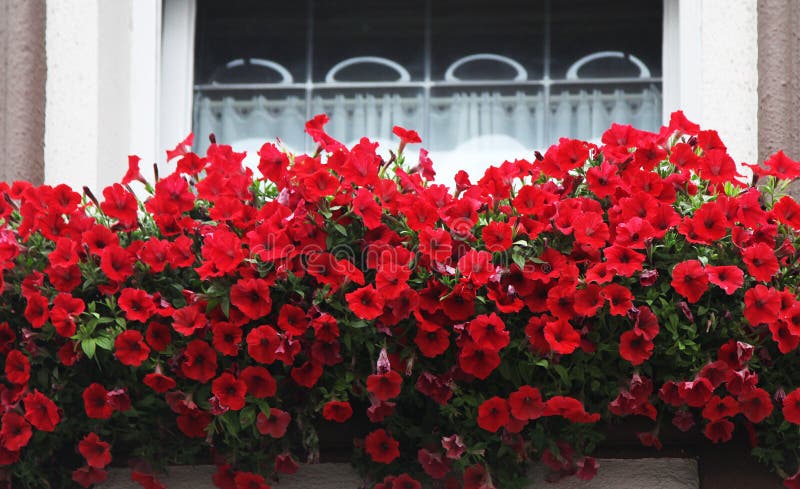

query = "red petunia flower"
(322, 401), (353, 423)
(702, 395), (740, 422)
(176, 410), (211, 438)
(782, 388), (800, 425)
(240, 366), (277, 398)
(23, 390), (60, 432)
(769, 321), (800, 353)
(418, 227), (452, 263)
(101, 183), (139, 228)
(277, 304), (308, 336)
(375, 264), (412, 300)
(211, 373), (247, 411)
(274, 452), (299, 475)
(458, 340), (501, 379)
(463, 464), (490, 489)
(171, 303), (208, 336)
(508, 385), (544, 421)
(4, 349), (30, 385)
(180, 340), (217, 383)
(0, 411), (31, 451)
(741, 242), (779, 282)
(679, 378), (714, 408)
(619, 329), (654, 366)
(367, 370), (403, 401)
(601, 283), (634, 316)
(131, 470), (167, 489)
(393, 125), (422, 145)
(364, 429), (400, 464)
(229, 278), (273, 320)
(738, 387), (773, 423)
(346, 286), (385, 320)
(603, 245), (646, 277)
(414, 325), (450, 358)
(546, 283), (578, 320)
(256, 408), (291, 438)
(233, 471), (270, 489)
(706, 265), (744, 295)
(392, 473), (422, 489)
(543, 318), (581, 354)
(577, 456), (599, 481)
(114, 330), (151, 367)
(671, 260), (709, 303)
(211, 321), (243, 357)
(743, 284), (781, 326)
(418, 448), (451, 479)
(481, 221), (513, 252)
(24, 292), (49, 328)
(143, 372), (177, 393)
(772, 196), (800, 230)
(83, 383), (114, 419)
(457, 249), (494, 286)
(145, 321), (172, 352)
(100, 244), (135, 282)
(468, 313), (509, 351)
(353, 188), (384, 230)
(79, 432), (111, 468)
(441, 283), (476, 321)
(246, 325), (280, 364)
(544, 396), (600, 423)
(704, 418), (734, 443)
(290, 360), (323, 388)
(118, 288), (157, 323)
(71, 466), (108, 488)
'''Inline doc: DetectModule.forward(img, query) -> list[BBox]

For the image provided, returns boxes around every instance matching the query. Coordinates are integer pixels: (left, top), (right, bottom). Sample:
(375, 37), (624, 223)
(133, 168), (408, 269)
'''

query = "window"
(192, 0), (662, 180)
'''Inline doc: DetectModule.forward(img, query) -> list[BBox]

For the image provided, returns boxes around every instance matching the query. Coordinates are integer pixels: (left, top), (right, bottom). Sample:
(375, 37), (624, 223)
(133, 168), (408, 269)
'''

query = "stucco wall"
(102, 459), (699, 489)
(757, 0), (800, 161)
(0, 0), (45, 184)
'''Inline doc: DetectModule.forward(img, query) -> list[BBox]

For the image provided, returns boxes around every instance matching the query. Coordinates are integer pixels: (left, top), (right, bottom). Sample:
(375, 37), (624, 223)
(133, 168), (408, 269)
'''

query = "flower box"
(2, 114), (800, 488)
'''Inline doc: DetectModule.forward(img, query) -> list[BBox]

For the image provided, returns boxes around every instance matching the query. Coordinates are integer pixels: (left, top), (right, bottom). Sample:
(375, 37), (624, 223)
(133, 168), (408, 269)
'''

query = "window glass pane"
(310, 88), (424, 148)
(312, 0), (426, 83)
(193, 90), (308, 156)
(548, 83), (662, 142)
(194, 1), (308, 85)
(549, 0), (662, 80)
(431, 0), (546, 81)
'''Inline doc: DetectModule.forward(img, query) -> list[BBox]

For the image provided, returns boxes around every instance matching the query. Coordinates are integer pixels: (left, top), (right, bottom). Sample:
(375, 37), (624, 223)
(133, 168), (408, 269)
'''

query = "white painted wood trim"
(160, 0), (196, 163)
(130, 0), (162, 168)
(102, 459), (699, 488)
(677, 0), (703, 123)
(662, 0), (680, 122)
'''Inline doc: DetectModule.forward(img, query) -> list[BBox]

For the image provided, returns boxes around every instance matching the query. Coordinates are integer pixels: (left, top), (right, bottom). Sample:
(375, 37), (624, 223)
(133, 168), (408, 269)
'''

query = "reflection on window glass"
(192, 0), (663, 180)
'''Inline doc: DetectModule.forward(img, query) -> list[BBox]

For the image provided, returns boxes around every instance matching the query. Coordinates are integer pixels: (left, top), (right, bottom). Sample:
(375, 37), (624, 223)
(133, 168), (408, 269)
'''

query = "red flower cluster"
(3, 113), (800, 488)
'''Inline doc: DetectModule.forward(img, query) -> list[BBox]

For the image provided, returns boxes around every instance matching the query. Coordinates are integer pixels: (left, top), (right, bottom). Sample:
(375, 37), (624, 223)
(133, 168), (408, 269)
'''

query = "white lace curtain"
(193, 88), (661, 162)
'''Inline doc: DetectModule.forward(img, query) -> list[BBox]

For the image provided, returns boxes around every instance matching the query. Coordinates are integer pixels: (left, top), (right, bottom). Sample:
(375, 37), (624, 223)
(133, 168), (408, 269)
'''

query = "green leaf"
(553, 364), (571, 388)
(332, 223), (348, 236)
(95, 334), (115, 351)
(256, 401), (271, 418)
(239, 406), (256, 428)
(81, 339), (97, 359)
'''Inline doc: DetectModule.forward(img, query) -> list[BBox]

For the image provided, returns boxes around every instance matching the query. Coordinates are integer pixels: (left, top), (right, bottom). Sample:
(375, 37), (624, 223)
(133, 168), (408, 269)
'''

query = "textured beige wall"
(758, 0), (800, 162)
(0, 0), (45, 184)
(102, 459), (699, 489)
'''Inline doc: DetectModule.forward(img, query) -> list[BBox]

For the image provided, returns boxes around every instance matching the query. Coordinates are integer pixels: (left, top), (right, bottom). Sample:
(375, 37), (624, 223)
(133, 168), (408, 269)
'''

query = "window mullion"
(423, 0), (432, 146)
(543, 0), (552, 145)
(305, 0), (314, 153)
